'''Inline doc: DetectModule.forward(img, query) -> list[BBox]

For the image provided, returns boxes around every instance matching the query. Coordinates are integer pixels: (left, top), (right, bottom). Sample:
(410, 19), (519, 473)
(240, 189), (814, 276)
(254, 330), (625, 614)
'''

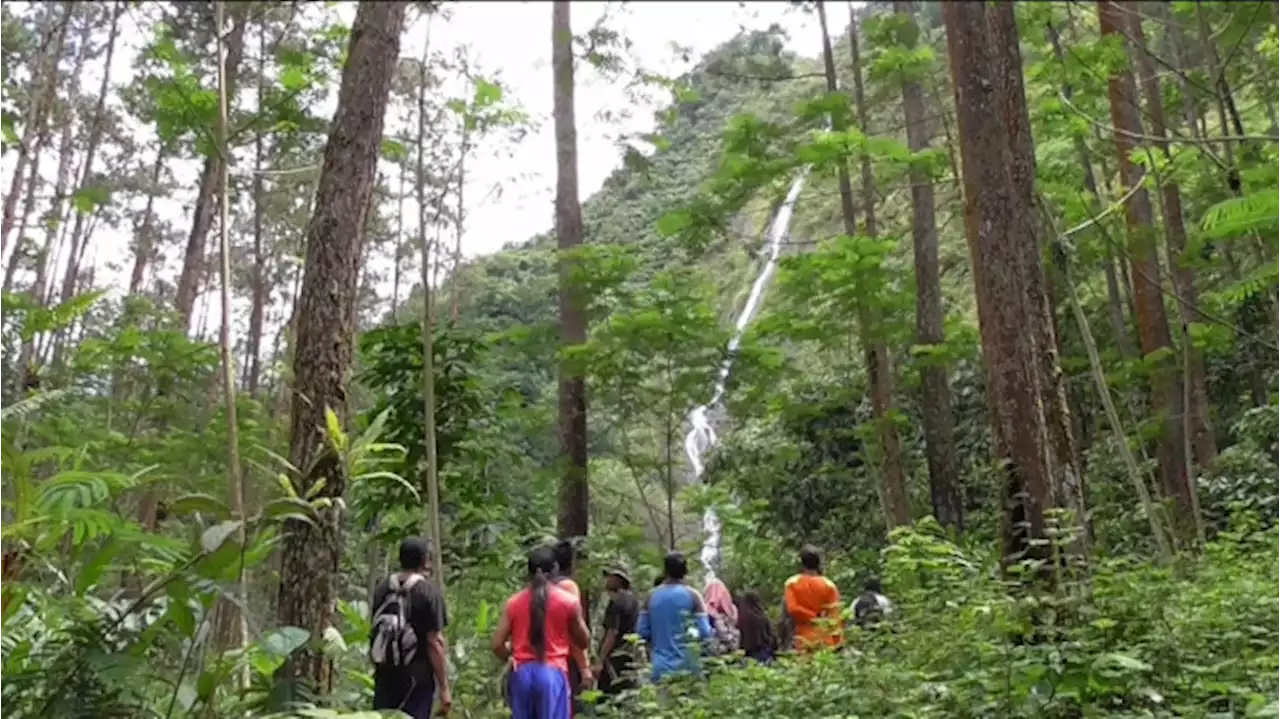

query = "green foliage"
(357, 321), (556, 567)
(1200, 190), (1280, 240)
(593, 523), (1278, 719)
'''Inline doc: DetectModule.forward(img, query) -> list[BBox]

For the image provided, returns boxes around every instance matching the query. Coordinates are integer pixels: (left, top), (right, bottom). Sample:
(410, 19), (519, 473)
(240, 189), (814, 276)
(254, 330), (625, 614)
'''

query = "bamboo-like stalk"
(1043, 199), (1174, 565)
(213, 0), (249, 667)
(415, 46), (446, 589)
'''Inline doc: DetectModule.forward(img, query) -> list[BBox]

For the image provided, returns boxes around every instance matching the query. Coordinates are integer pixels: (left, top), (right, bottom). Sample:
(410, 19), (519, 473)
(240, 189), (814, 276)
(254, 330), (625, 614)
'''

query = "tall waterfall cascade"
(684, 169), (810, 578)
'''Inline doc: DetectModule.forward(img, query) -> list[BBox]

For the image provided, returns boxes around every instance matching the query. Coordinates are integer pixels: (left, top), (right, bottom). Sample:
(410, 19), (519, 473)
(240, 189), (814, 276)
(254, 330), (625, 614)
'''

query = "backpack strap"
(390, 572), (425, 594)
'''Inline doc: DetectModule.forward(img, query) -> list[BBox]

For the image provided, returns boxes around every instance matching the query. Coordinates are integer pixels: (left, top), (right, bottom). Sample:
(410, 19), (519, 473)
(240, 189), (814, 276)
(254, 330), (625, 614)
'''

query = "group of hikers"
(369, 538), (893, 718)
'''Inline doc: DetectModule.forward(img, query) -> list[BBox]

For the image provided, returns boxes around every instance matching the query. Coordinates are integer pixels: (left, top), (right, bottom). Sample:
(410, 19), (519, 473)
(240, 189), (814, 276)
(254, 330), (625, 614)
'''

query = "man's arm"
(426, 631), (452, 710)
(423, 589), (453, 713)
(785, 583), (819, 624)
(569, 603), (593, 686)
(594, 601), (620, 675)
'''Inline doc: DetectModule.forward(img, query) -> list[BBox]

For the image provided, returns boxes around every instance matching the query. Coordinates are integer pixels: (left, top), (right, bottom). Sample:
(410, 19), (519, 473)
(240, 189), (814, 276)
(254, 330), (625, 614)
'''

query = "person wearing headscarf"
(736, 590), (778, 664)
(702, 578), (740, 655)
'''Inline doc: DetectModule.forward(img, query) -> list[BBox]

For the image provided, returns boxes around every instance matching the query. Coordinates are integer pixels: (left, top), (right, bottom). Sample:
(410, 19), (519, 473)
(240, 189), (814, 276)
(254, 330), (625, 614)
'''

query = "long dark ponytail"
(527, 545), (557, 660)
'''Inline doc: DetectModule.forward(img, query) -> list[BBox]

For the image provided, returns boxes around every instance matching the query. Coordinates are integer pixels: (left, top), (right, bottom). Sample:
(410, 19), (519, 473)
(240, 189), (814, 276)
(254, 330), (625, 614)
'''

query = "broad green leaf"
(280, 66), (309, 92)
(260, 626), (310, 658)
(168, 493), (231, 520)
(200, 520), (243, 553)
(324, 407), (345, 450)
(74, 539), (119, 596)
(380, 138), (408, 162)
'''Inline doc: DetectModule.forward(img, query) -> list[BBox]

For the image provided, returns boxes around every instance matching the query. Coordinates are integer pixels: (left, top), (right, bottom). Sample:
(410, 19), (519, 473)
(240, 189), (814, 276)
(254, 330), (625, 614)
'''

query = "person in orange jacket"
(782, 545), (842, 652)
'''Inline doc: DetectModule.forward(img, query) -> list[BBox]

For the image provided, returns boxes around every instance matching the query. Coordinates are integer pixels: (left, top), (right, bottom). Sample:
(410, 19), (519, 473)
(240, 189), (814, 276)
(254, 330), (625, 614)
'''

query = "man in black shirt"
(370, 538), (452, 717)
(593, 564), (639, 697)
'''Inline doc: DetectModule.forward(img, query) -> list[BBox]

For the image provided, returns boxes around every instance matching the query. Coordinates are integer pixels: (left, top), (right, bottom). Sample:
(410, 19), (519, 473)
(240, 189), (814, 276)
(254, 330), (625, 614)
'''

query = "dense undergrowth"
(3, 2), (1278, 719)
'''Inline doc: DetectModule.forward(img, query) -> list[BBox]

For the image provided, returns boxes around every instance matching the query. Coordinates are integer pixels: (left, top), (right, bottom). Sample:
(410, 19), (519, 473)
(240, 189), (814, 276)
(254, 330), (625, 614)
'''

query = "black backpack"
(370, 573), (424, 667)
(853, 591), (886, 628)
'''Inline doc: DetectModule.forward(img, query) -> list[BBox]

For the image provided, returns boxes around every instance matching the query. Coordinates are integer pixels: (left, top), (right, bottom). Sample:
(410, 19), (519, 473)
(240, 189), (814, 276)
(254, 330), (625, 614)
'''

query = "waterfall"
(685, 169), (810, 577)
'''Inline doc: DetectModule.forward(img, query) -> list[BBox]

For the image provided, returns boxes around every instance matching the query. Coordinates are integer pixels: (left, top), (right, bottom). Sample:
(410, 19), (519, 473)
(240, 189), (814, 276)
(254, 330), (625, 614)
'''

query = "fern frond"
(0, 389), (71, 424)
(1200, 189), (1280, 240)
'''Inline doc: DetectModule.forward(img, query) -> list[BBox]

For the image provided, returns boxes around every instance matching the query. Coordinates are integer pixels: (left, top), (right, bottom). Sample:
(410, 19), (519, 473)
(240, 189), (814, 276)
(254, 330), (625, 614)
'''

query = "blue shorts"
(509, 662), (571, 719)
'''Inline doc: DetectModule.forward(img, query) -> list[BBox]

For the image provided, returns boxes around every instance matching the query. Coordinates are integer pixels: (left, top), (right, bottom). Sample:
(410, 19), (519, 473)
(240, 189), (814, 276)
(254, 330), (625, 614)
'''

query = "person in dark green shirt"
(594, 565), (639, 696)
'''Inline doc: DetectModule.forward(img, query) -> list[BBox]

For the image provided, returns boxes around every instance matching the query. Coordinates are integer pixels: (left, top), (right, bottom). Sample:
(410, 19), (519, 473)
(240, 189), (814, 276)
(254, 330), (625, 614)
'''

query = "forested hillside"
(1, 2), (1277, 718)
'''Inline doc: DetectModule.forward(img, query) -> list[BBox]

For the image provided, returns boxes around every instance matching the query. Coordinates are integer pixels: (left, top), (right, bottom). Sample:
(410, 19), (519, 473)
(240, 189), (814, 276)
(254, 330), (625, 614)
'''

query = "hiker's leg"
(508, 664), (537, 719)
(371, 671), (409, 711)
(401, 680), (435, 719)
(531, 664), (571, 719)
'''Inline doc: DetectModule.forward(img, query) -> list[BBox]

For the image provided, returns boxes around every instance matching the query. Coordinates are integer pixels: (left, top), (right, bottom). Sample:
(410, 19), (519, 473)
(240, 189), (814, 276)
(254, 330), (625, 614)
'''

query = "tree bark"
(987, 2), (1087, 547)
(128, 148), (167, 295)
(2, 3), (72, 257)
(846, 3), (910, 528)
(57, 1), (124, 308)
(13, 119), (75, 397)
(1046, 19), (1137, 360)
(391, 159), (406, 314)
(3, 159), (39, 296)
(1127, 9), (1217, 468)
(1096, 0), (1194, 545)
(943, 1), (1056, 567)
(211, 0), (248, 661)
(246, 21), (268, 398)
(894, 0), (962, 533)
(416, 56), (446, 587)
(173, 4), (250, 331)
(276, 0), (406, 691)
(552, 0), (589, 544)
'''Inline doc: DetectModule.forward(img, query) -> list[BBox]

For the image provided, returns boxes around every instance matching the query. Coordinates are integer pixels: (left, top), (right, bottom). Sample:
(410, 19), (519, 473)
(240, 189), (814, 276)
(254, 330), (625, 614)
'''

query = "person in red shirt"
(492, 546), (593, 719)
(783, 545), (843, 652)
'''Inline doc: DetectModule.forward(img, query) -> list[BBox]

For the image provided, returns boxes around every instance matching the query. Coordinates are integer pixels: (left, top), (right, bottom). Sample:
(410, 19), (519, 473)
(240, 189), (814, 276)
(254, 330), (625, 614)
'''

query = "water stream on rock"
(685, 169), (810, 577)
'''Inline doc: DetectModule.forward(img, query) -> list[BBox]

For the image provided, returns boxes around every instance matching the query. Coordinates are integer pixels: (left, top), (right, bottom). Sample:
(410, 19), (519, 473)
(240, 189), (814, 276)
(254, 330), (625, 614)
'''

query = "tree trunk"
(943, 1), (1056, 567)
(1046, 19), (1137, 361)
(450, 125), (469, 321)
(1127, 10), (1217, 468)
(391, 159), (406, 314)
(276, 0), (406, 691)
(1154, 2), (1207, 141)
(988, 2), (1086, 546)
(173, 4), (250, 331)
(1096, 0), (1194, 545)
(57, 1), (124, 309)
(552, 0), (589, 544)
(128, 148), (167, 295)
(3, 157), (43, 296)
(246, 21), (268, 398)
(894, 0), (961, 532)
(14, 119), (76, 395)
(416, 56), (446, 587)
(211, 0), (248, 660)
(845, 3), (910, 528)
(2, 3), (72, 257)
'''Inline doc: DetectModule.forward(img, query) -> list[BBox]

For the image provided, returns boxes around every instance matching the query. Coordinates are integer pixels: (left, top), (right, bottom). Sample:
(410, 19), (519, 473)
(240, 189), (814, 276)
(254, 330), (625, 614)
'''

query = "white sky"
(2, 1), (825, 335)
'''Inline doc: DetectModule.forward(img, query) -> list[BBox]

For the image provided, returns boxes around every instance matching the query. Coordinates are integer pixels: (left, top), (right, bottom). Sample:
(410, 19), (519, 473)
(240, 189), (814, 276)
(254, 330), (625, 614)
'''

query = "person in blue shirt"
(637, 552), (712, 681)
